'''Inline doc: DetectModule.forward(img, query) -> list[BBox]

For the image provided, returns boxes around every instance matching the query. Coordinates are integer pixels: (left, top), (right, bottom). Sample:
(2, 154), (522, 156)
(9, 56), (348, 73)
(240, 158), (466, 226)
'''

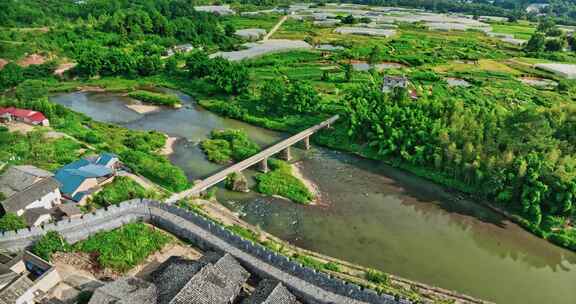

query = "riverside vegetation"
(201, 129), (314, 203)
(127, 90), (181, 107)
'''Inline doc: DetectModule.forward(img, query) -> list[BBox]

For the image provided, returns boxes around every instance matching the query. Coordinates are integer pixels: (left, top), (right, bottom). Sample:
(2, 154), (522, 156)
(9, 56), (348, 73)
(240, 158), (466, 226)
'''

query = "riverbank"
(160, 136), (178, 155)
(125, 103), (161, 114)
(47, 88), (576, 304)
(291, 162), (321, 205)
(198, 98), (576, 253)
(186, 197), (492, 304)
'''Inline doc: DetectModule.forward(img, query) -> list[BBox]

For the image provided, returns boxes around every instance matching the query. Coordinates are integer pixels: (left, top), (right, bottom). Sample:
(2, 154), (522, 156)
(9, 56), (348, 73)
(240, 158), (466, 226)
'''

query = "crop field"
(433, 59), (522, 75)
(222, 14), (281, 31)
(491, 22), (537, 40)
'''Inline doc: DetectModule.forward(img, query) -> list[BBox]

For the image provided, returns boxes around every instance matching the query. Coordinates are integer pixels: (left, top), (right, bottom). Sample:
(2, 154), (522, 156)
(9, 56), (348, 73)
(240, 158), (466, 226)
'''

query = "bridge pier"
(302, 136), (311, 150)
(280, 146), (292, 161)
(259, 157), (269, 173)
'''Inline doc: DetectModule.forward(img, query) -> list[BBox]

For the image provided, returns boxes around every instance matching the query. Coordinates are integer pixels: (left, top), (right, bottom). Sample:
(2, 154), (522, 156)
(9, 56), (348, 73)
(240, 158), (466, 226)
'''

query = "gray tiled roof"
(150, 256), (207, 304)
(0, 166), (52, 196)
(88, 277), (157, 304)
(55, 203), (82, 217)
(170, 253), (250, 304)
(245, 280), (301, 304)
(23, 207), (52, 226)
(1, 177), (60, 213)
(0, 273), (34, 304)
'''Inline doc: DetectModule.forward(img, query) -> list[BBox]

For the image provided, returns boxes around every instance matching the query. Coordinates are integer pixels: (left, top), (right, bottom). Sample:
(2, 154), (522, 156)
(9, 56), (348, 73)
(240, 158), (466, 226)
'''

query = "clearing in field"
(490, 22), (536, 40)
(433, 59), (521, 75)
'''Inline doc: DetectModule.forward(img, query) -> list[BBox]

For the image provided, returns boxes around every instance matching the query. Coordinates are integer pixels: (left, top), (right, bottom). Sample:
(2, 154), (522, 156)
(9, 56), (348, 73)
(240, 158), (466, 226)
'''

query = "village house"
(382, 75), (409, 92)
(382, 75), (418, 99)
(88, 253), (253, 304)
(165, 43), (194, 56)
(0, 251), (61, 304)
(0, 107), (49, 127)
(0, 166), (62, 227)
(54, 153), (120, 204)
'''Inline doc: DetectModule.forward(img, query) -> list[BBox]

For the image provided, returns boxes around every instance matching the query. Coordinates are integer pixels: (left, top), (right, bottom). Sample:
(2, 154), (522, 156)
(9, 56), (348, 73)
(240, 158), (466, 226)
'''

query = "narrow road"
(263, 15), (288, 41)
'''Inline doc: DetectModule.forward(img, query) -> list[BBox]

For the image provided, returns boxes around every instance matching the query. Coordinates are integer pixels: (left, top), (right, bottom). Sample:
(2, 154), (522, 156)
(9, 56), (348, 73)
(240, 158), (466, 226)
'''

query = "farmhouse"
(0, 165), (61, 226)
(0, 107), (49, 127)
(54, 153), (119, 204)
(194, 5), (235, 15)
(247, 279), (301, 304)
(382, 75), (409, 92)
(88, 253), (255, 304)
(0, 251), (61, 304)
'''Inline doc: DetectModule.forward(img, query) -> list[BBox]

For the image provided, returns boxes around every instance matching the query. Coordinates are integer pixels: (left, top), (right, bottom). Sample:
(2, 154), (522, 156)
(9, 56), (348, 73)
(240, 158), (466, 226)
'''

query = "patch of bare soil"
(18, 54), (46, 67)
(3, 122), (35, 134)
(54, 62), (76, 76)
(51, 252), (122, 281)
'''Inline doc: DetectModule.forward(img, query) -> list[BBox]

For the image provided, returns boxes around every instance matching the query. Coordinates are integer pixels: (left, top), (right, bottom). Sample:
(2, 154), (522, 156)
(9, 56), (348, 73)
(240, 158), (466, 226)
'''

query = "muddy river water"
(50, 91), (576, 304)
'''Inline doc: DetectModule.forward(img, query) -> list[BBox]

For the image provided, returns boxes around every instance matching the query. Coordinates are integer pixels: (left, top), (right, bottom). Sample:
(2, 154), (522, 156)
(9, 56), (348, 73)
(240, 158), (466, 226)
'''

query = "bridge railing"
(166, 115), (339, 203)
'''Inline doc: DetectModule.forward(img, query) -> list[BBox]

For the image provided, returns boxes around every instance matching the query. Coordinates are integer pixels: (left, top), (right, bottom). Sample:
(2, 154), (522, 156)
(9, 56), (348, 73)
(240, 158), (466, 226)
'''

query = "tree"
(341, 14), (356, 24)
(15, 79), (48, 101)
(137, 55), (162, 76)
(164, 56), (178, 75)
(537, 18), (555, 33)
(545, 38), (565, 52)
(287, 80), (320, 114)
(546, 27), (563, 37)
(0, 62), (24, 90)
(0, 213), (27, 232)
(343, 63), (354, 82)
(524, 33), (546, 52)
(208, 58), (250, 95)
(186, 51), (211, 78)
(368, 46), (381, 65)
(225, 24), (236, 37)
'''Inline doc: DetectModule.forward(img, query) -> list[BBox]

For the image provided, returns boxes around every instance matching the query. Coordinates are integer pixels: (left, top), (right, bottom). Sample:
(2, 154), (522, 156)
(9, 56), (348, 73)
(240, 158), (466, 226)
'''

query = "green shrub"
(74, 223), (171, 272)
(227, 224), (259, 242)
(91, 176), (152, 207)
(200, 129), (260, 164)
(323, 262), (341, 272)
(0, 213), (27, 232)
(255, 159), (314, 204)
(365, 269), (390, 285)
(128, 90), (181, 107)
(292, 253), (325, 271)
(32, 231), (72, 261)
(201, 139), (232, 164)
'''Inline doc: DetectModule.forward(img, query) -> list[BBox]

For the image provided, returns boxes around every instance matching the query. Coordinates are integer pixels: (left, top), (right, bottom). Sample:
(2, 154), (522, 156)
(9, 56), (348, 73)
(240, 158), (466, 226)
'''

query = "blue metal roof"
(95, 152), (118, 166)
(55, 154), (115, 200)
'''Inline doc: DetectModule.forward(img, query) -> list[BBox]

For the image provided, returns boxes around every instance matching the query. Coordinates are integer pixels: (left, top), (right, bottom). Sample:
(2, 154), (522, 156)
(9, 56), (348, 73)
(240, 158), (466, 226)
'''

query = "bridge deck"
(166, 115), (338, 203)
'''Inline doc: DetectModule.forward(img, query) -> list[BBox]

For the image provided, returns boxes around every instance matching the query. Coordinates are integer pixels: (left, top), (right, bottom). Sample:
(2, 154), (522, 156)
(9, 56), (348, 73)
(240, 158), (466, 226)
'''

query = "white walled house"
(0, 166), (62, 227)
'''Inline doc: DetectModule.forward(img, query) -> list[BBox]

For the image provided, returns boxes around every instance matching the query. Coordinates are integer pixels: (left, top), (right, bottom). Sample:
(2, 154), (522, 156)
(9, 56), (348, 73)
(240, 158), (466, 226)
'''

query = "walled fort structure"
(0, 199), (408, 304)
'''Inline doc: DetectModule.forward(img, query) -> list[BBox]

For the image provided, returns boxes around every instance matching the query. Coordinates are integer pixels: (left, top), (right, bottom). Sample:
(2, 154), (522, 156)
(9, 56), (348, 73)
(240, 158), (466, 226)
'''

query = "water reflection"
(50, 91), (576, 304)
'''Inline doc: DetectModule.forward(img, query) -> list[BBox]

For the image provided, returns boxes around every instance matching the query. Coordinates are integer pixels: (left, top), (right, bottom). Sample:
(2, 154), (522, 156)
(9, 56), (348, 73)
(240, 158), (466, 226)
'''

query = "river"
(50, 91), (576, 304)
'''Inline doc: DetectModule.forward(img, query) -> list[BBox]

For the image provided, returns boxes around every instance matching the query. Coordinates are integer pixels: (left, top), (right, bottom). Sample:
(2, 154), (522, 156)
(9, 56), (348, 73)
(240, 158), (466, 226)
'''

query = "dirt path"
(263, 15), (288, 41)
(117, 170), (161, 191)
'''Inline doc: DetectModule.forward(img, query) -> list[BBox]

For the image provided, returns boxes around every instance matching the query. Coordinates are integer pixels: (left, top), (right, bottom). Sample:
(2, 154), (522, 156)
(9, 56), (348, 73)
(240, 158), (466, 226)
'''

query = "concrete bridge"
(166, 115), (339, 204)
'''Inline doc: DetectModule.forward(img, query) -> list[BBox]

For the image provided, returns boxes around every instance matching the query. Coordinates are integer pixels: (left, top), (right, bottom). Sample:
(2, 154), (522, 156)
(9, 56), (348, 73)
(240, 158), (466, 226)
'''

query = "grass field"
(490, 22), (536, 40)
(222, 14), (281, 31)
(433, 59), (521, 75)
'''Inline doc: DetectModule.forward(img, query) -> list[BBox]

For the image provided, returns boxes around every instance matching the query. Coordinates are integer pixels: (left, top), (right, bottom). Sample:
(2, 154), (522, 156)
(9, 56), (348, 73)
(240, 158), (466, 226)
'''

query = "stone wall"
(0, 199), (409, 304)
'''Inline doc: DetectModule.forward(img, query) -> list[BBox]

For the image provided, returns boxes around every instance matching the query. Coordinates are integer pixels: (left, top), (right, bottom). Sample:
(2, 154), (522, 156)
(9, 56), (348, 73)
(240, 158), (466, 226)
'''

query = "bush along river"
(50, 90), (576, 304)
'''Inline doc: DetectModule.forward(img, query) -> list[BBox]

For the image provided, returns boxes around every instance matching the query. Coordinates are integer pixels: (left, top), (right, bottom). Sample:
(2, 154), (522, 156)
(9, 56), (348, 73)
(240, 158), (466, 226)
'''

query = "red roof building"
(0, 107), (49, 126)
